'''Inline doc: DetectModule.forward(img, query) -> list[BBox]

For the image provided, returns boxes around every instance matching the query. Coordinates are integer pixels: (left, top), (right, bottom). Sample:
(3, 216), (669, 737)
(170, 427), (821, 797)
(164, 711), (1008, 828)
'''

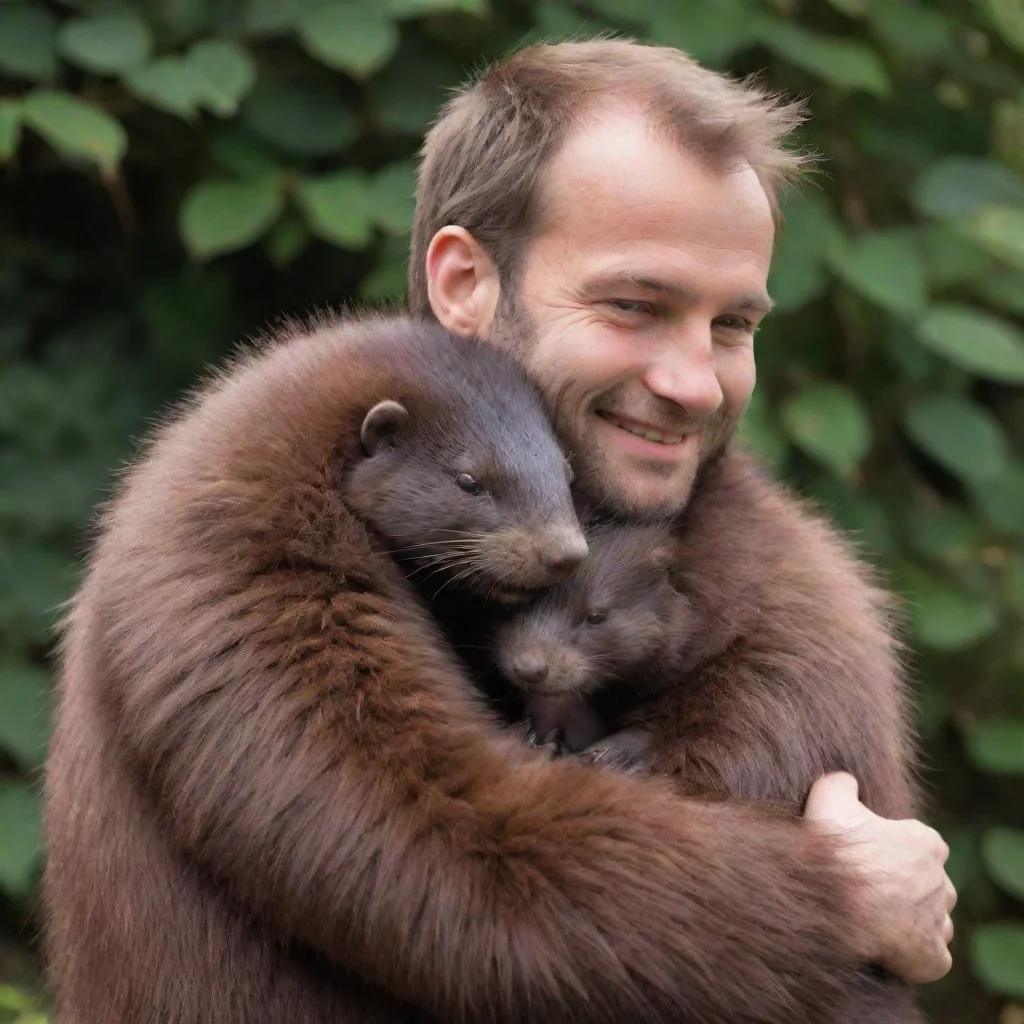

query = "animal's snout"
(510, 653), (549, 686)
(537, 529), (588, 582)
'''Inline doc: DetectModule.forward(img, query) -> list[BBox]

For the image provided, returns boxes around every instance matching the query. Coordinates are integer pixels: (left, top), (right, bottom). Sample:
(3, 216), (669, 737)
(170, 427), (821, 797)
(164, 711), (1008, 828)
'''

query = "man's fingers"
(942, 914), (954, 945)
(945, 875), (958, 913)
(804, 771), (861, 820)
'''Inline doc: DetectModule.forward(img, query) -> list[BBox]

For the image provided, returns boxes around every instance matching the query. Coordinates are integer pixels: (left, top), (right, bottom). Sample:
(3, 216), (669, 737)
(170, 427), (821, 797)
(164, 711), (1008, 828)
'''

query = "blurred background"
(0, 0), (1022, 1020)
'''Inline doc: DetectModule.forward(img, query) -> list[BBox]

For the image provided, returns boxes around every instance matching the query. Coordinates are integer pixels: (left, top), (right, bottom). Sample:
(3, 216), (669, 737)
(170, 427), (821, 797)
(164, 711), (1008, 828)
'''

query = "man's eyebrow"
(587, 273), (775, 315)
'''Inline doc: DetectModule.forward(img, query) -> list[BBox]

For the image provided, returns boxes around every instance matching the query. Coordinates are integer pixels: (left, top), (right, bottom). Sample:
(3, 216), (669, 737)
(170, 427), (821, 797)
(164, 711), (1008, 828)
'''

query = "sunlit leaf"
(981, 827), (1024, 901)
(981, 0), (1024, 55)
(754, 15), (890, 96)
(180, 176), (285, 259)
(903, 394), (1011, 484)
(187, 39), (256, 116)
(0, 664), (51, 770)
(0, 100), (23, 163)
(0, 783), (42, 898)
(827, 231), (927, 316)
(964, 720), (1024, 774)
(912, 158), (1024, 220)
(241, 76), (358, 157)
(970, 923), (1024, 997)
(0, 4), (59, 82)
(910, 581), (999, 652)
(123, 58), (208, 119)
(57, 7), (153, 75)
(958, 205), (1024, 274)
(296, 2), (400, 79)
(915, 305), (1024, 383)
(295, 171), (373, 249)
(22, 90), (128, 174)
(780, 383), (872, 479)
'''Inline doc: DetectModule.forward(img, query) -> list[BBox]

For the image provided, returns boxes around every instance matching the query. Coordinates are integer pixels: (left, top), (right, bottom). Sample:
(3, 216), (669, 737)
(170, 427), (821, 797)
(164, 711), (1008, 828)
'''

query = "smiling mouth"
(598, 410), (687, 445)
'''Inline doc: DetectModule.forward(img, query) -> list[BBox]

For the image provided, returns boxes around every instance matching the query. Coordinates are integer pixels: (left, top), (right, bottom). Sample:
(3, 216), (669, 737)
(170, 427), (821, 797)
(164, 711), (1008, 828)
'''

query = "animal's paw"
(575, 727), (652, 774)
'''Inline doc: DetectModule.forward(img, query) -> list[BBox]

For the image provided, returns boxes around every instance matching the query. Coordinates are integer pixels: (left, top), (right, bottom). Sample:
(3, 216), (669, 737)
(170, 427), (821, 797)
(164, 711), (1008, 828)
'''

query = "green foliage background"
(1, 0), (1023, 1019)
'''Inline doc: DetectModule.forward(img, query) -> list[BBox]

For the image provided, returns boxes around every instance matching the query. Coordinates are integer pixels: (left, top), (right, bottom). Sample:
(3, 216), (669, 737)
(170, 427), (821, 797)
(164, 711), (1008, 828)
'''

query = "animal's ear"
(360, 400), (409, 456)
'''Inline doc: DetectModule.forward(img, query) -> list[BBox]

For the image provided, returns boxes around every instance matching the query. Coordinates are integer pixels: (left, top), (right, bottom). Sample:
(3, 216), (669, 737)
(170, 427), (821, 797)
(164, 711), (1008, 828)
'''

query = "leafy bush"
(1, 0), (1022, 1019)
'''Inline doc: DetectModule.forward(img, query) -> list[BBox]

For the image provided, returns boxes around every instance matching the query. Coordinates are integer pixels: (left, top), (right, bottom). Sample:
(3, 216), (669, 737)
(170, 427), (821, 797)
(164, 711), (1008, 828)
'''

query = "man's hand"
(804, 771), (956, 984)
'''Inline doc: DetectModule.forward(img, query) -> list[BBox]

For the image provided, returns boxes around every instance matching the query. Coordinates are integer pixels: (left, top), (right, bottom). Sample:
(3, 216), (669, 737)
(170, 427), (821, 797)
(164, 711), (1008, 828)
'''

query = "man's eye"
(608, 300), (652, 316)
(714, 315), (756, 333)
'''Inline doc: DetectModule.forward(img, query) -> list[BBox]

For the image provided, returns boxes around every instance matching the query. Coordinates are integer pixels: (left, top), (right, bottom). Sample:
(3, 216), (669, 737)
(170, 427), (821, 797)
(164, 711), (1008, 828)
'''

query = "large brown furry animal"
(45, 313), (906, 1024)
(487, 448), (924, 1019)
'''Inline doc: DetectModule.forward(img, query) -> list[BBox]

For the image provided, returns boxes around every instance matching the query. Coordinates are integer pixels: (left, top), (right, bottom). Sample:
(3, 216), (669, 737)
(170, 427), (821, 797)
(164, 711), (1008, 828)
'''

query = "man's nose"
(641, 327), (724, 418)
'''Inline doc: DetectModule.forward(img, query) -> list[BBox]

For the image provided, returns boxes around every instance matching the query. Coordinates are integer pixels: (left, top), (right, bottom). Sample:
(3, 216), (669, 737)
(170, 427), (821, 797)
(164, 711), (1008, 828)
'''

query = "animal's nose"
(511, 654), (549, 685)
(539, 531), (588, 581)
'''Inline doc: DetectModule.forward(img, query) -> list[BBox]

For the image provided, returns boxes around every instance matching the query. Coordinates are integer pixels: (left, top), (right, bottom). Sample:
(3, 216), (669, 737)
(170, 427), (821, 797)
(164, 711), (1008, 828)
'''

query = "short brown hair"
(408, 38), (809, 317)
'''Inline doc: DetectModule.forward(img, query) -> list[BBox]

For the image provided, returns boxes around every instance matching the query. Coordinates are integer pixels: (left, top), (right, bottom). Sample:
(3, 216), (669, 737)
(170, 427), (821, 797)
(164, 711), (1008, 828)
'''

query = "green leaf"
(958, 205), (1024, 274)
(0, 782), (42, 898)
(0, 986), (33, 1014)
(646, 0), (757, 67)
(243, 0), (300, 34)
(970, 462), (1024, 537)
(737, 389), (787, 469)
(917, 224), (994, 288)
(180, 176), (285, 259)
(264, 213), (310, 268)
(0, 664), (51, 770)
(826, 0), (869, 17)
(974, 266), (1024, 316)
(359, 234), (409, 302)
(826, 231), (927, 317)
(981, 827), (1024, 901)
(903, 395), (1011, 485)
(386, 0), (486, 14)
(911, 583), (998, 652)
(209, 128), (282, 178)
(780, 383), (872, 479)
(915, 305), (1024, 383)
(123, 58), (208, 119)
(296, 2), (399, 79)
(754, 15), (890, 96)
(0, 100), (23, 163)
(970, 923), (1024, 997)
(57, 7), (153, 75)
(295, 171), (373, 249)
(22, 90), (128, 174)
(369, 161), (416, 234)
(869, 4), (952, 59)
(912, 158), (1024, 220)
(904, 503), (983, 565)
(769, 191), (844, 311)
(0, 4), (59, 82)
(187, 39), (256, 116)
(241, 76), (358, 157)
(982, 0), (1024, 55)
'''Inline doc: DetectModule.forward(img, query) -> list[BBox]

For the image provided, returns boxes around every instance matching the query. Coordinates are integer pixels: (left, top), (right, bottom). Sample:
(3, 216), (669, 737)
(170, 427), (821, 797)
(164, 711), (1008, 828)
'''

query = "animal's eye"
(456, 473), (481, 494)
(585, 610), (608, 625)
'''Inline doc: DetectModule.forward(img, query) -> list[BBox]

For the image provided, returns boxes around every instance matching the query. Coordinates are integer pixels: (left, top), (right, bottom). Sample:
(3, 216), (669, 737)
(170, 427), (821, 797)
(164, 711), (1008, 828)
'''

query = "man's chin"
(574, 458), (699, 522)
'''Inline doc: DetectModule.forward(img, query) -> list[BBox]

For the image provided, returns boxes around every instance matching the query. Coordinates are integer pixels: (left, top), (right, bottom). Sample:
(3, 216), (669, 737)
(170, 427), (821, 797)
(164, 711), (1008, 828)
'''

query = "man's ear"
(425, 226), (501, 337)
(360, 400), (409, 456)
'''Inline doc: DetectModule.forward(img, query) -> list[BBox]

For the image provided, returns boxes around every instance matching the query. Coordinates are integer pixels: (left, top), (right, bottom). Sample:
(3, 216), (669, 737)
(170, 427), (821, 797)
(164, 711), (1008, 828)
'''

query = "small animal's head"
(343, 334), (587, 603)
(493, 522), (696, 695)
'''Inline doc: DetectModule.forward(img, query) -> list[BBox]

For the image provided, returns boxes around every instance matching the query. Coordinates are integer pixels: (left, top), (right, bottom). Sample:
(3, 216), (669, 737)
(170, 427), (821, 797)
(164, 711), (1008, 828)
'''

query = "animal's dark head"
(342, 328), (587, 603)
(494, 522), (697, 696)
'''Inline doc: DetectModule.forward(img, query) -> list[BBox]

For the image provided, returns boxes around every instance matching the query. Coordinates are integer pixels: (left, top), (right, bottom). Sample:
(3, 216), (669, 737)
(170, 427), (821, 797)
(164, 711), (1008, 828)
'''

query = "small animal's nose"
(539, 532), (588, 581)
(512, 654), (549, 685)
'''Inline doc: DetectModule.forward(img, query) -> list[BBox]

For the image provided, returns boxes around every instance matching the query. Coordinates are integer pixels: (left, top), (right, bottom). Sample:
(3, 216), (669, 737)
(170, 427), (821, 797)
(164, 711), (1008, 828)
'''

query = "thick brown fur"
(46, 312), (899, 1024)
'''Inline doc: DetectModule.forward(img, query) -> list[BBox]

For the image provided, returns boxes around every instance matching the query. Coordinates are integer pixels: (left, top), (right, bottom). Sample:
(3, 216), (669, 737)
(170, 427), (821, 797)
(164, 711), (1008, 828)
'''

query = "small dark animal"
(42, 312), (909, 1024)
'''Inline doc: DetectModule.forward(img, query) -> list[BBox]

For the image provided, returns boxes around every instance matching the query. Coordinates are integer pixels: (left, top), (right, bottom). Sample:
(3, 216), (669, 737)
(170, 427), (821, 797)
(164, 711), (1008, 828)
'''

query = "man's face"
(490, 106), (775, 520)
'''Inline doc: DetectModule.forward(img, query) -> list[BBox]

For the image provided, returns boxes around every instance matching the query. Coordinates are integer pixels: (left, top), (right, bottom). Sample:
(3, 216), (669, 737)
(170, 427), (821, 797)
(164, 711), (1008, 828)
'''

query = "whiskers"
(391, 530), (493, 597)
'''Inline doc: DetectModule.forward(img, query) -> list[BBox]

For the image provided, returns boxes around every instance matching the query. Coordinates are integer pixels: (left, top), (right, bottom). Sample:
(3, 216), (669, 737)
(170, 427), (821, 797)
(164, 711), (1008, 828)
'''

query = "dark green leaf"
(973, 266), (1024, 315)
(209, 128), (281, 178)
(264, 214), (311, 268)
(0, 783), (42, 898)
(903, 395), (1011, 484)
(646, 0), (757, 67)
(981, 827), (1024, 900)
(187, 39), (257, 116)
(737, 390), (787, 469)
(123, 58), (208, 119)
(754, 15), (890, 96)
(970, 462), (1024, 537)
(825, 0), (869, 17)
(243, 0), (299, 34)
(295, 171), (373, 249)
(359, 234), (409, 302)
(241, 76), (358, 157)
(869, 4), (953, 59)
(915, 305), (1024, 383)
(0, 4), (59, 82)
(22, 90), (128, 174)
(769, 192), (844, 311)
(963, 721), (1024, 774)
(827, 231), (927, 316)
(180, 176), (285, 259)
(958, 205), (1024, 274)
(780, 383), (872, 479)
(369, 161), (417, 234)
(58, 7), (153, 75)
(911, 582), (999, 652)
(0, 100), (23, 163)
(296, 2), (400, 79)
(982, 0), (1024, 55)
(0, 664), (50, 770)
(904, 503), (983, 565)
(970, 923), (1024, 997)
(912, 158), (1024, 220)
(386, 0), (486, 14)
(917, 224), (994, 288)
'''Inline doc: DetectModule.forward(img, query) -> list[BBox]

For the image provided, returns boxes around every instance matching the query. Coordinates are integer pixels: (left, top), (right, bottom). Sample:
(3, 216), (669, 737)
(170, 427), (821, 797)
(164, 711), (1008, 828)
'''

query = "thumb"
(804, 771), (861, 822)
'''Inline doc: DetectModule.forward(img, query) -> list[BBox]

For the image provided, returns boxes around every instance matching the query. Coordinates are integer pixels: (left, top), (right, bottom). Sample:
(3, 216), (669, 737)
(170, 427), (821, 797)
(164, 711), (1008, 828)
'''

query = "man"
(408, 38), (955, 991)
